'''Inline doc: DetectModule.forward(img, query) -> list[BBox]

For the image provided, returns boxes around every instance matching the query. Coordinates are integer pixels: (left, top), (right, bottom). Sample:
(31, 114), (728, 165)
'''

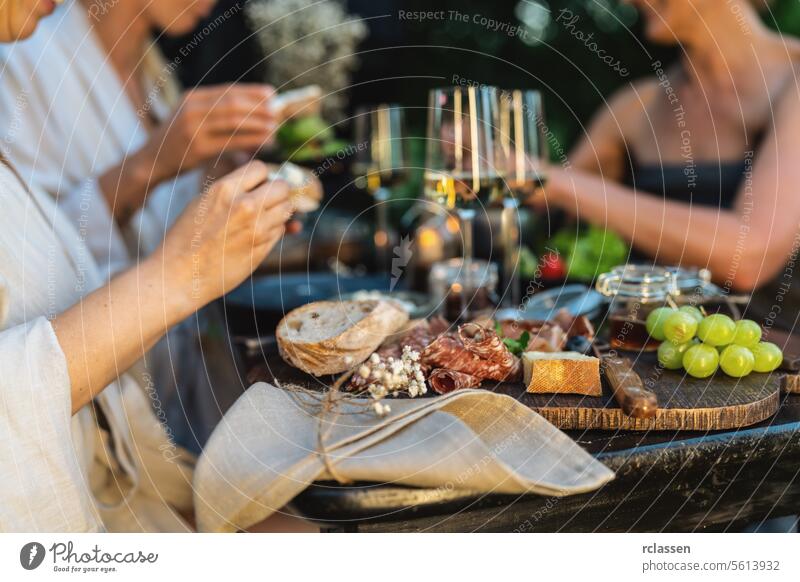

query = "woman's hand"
(99, 84), (279, 222)
(54, 160), (298, 413)
(148, 84), (278, 181)
(156, 160), (294, 312)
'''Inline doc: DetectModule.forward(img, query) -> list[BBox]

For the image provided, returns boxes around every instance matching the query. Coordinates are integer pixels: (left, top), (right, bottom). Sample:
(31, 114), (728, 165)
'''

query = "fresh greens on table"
(495, 321), (530, 357)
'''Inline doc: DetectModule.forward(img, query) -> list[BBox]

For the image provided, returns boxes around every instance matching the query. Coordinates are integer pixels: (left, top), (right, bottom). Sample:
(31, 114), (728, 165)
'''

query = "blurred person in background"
(533, 0), (800, 327)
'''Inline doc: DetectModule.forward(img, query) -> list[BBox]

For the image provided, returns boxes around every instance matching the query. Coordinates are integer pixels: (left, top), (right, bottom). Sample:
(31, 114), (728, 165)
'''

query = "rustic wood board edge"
(530, 387), (780, 431)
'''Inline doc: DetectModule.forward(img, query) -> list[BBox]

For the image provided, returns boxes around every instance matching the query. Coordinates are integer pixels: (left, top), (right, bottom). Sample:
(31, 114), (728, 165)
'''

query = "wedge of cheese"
(522, 351), (601, 396)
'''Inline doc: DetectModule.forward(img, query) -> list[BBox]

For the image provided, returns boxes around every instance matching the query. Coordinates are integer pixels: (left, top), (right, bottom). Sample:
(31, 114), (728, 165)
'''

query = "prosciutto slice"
(495, 319), (567, 352)
(552, 308), (596, 340)
(428, 369), (482, 394)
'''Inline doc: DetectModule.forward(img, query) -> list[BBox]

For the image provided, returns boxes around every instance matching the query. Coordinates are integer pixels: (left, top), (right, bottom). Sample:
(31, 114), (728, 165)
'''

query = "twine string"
(276, 368), (369, 484)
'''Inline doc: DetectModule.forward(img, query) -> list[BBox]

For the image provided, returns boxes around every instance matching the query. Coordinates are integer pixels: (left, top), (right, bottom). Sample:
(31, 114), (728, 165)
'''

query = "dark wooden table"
(238, 331), (800, 533)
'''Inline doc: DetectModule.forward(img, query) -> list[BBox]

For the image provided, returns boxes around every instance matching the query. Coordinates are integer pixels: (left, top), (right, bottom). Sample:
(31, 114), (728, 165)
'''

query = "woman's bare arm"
(541, 83), (800, 292)
(566, 82), (653, 180)
(97, 85), (278, 223)
(52, 162), (293, 414)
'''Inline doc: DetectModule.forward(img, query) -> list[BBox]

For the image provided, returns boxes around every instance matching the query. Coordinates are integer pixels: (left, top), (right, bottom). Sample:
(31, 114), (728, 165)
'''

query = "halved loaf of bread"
(276, 299), (409, 376)
(522, 351), (601, 396)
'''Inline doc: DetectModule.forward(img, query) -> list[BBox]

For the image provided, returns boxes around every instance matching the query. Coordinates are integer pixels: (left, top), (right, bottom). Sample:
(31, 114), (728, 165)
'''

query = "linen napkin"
(193, 383), (614, 532)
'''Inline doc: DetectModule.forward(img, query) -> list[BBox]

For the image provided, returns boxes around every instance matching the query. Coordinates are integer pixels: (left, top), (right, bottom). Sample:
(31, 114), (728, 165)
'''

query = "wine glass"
(353, 104), (407, 271)
(496, 89), (549, 314)
(425, 86), (507, 320)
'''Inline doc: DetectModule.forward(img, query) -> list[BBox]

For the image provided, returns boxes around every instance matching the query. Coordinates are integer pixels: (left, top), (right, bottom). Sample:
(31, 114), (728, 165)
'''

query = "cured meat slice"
(422, 333), (518, 382)
(495, 319), (567, 352)
(428, 369), (482, 394)
(458, 323), (522, 381)
(552, 308), (596, 340)
(378, 316), (451, 360)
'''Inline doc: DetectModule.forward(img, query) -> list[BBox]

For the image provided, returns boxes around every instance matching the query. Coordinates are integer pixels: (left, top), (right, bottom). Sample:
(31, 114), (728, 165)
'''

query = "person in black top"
(533, 0), (800, 299)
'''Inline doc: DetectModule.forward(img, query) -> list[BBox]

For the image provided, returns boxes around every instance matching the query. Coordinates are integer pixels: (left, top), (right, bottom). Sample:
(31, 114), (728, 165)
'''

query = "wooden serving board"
(492, 353), (781, 431)
(249, 353), (782, 432)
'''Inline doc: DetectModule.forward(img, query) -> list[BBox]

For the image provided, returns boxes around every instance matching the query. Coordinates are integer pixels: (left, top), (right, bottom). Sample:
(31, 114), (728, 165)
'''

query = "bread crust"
(276, 299), (409, 375)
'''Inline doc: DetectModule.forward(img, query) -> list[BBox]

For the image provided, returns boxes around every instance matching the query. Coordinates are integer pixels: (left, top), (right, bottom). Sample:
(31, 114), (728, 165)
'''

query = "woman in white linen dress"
(0, 152), (293, 531)
(0, 0), (284, 449)
(0, 0), (296, 533)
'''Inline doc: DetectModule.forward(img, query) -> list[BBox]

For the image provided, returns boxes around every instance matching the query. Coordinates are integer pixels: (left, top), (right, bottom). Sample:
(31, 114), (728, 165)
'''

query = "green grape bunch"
(646, 307), (783, 379)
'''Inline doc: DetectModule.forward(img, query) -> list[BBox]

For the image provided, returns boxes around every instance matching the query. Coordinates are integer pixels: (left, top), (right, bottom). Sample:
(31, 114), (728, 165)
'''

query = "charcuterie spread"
(276, 299), (598, 400)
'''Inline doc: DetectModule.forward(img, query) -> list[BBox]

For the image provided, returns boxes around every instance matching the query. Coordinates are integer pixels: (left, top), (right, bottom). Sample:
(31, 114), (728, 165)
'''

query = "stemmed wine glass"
(353, 104), (407, 271)
(496, 89), (549, 314)
(424, 86), (507, 319)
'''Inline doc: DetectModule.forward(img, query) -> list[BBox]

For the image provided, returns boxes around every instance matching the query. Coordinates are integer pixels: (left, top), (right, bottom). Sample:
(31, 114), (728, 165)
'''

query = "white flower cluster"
(246, 0), (368, 120)
(358, 347), (427, 417)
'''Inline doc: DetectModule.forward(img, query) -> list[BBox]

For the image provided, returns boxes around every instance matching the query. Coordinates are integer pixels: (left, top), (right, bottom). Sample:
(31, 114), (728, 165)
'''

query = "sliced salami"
(458, 323), (522, 381)
(422, 333), (517, 382)
(428, 369), (482, 394)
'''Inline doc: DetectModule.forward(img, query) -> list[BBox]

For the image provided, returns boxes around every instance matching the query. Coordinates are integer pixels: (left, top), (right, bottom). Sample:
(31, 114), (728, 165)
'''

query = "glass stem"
(458, 208), (476, 320)
(374, 187), (391, 272)
(501, 197), (520, 311)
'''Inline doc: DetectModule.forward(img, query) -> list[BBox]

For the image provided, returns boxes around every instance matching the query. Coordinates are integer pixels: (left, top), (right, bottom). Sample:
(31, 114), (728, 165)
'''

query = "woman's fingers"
(245, 177), (290, 206)
(206, 132), (276, 156)
(200, 86), (275, 122)
(204, 115), (275, 136)
(252, 224), (288, 260)
(216, 161), (270, 203)
(190, 84), (275, 108)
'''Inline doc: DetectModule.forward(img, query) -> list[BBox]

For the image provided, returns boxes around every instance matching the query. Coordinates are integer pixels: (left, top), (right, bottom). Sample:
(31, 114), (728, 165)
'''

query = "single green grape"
(697, 313), (736, 347)
(719, 345), (755, 378)
(732, 319), (762, 347)
(663, 312), (699, 344)
(678, 305), (704, 324)
(751, 342), (783, 373)
(658, 341), (693, 370)
(645, 307), (676, 341)
(682, 344), (719, 378)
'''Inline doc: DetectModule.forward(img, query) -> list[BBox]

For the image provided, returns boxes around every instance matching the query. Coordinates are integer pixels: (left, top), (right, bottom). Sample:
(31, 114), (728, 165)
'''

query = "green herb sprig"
(494, 321), (530, 357)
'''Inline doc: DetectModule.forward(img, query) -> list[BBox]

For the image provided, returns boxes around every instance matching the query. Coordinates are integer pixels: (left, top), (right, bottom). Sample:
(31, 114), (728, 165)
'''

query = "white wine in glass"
(496, 89), (550, 313)
(425, 86), (508, 320)
(353, 104), (408, 271)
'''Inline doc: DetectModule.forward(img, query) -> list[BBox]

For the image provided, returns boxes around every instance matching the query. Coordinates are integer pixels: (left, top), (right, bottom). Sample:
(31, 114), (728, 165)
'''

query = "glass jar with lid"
(596, 264), (680, 351)
(597, 264), (722, 351)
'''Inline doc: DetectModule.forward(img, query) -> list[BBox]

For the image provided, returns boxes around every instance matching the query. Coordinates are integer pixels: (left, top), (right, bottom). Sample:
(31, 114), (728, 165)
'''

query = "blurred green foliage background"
(351, 0), (800, 152)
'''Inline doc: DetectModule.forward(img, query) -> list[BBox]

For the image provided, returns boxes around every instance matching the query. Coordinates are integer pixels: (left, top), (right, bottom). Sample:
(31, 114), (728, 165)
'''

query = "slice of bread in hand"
(271, 162), (322, 213)
(522, 351), (601, 396)
(277, 299), (409, 376)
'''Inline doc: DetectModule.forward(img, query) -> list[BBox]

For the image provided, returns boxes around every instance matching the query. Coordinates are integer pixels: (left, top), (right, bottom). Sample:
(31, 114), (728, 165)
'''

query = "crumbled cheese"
(358, 346), (426, 414)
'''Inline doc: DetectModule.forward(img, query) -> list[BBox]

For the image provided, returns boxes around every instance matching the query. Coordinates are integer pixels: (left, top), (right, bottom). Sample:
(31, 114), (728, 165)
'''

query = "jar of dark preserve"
(596, 265), (680, 352)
